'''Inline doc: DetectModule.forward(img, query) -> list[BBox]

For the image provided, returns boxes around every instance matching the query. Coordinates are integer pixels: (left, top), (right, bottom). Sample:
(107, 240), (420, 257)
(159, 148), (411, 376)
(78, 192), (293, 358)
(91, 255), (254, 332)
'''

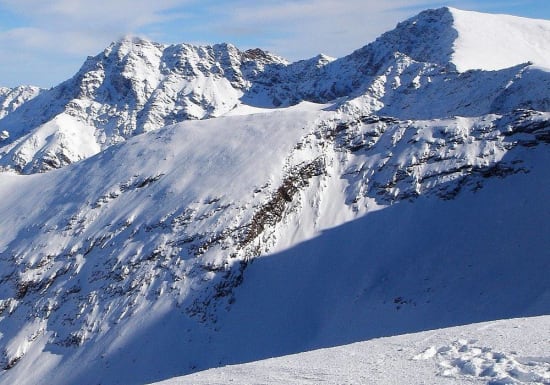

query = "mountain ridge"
(0, 103), (548, 383)
(1, 7), (549, 174)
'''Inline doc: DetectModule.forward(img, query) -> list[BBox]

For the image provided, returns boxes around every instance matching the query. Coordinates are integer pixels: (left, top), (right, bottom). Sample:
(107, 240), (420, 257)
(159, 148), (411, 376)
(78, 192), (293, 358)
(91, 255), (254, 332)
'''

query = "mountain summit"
(0, 8), (549, 385)
(372, 7), (550, 71)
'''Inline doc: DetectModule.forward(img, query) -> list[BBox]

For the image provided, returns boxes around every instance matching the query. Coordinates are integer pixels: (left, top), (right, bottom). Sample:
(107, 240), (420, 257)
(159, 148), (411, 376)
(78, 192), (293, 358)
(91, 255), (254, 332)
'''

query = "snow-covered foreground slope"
(153, 316), (550, 385)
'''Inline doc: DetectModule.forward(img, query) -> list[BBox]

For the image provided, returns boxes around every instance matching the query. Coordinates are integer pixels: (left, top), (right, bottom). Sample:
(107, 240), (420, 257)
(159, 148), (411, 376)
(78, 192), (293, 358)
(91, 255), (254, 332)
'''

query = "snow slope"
(450, 8), (550, 71)
(153, 316), (550, 385)
(372, 7), (550, 72)
(0, 114), (100, 172)
(0, 104), (548, 385)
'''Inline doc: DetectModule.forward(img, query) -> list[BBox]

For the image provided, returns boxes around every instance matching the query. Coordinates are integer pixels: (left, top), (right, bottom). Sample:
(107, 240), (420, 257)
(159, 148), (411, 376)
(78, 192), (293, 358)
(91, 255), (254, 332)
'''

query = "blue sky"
(0, 0), (548, 88)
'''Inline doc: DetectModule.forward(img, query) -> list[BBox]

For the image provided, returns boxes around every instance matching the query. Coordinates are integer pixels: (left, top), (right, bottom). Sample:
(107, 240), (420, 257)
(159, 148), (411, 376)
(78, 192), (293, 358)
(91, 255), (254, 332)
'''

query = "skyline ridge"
(0, 1), (548, 87)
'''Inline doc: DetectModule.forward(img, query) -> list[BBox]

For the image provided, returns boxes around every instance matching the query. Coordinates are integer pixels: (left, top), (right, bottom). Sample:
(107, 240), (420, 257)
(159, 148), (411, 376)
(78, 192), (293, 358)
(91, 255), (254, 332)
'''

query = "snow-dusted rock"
(0, 102), (548, 384)
(0, 86), (42, 120)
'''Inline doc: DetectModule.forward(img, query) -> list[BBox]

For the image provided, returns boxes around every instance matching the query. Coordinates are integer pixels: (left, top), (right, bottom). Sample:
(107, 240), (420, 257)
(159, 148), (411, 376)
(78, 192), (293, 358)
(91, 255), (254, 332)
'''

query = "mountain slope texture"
(0, 7), (548, 385)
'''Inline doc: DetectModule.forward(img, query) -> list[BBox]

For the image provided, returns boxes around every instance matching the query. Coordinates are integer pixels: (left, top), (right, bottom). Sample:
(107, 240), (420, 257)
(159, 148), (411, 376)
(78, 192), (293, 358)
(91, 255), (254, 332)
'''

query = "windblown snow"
(380, 7), (550, 72)
(0, 6), (549, 385)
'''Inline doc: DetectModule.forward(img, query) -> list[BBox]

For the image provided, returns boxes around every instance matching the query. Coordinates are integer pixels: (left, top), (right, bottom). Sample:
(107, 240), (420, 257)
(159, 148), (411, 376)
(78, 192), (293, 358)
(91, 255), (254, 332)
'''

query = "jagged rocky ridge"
(0, 6), (549, 385)
(0, 7), (549, 173)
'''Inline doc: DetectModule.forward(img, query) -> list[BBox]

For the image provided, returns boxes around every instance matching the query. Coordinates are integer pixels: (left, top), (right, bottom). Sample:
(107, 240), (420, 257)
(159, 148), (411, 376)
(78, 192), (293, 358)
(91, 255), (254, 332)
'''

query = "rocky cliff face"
(0, 86), (42, 122)
(0, 38), (290, 173)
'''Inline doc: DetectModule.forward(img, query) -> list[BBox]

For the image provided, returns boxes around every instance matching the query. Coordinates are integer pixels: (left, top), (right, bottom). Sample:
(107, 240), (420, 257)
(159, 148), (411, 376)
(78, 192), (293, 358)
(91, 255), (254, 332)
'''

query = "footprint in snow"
(413, 339), (550, 384)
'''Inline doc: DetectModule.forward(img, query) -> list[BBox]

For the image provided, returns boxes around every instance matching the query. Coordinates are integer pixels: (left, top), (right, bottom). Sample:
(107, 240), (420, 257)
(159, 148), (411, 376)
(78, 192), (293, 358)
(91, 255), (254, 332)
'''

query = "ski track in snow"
(426, 339), (550, 384)
(0, 89), (549, 385)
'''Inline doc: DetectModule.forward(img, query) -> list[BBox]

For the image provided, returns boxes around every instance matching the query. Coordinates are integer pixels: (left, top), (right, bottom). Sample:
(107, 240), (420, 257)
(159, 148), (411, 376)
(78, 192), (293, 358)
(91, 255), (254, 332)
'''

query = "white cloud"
(0, 0), (193, 54)
(194, 0), (449, 59)
(0, 0), (197, 86)
(0, 0), (185, 25)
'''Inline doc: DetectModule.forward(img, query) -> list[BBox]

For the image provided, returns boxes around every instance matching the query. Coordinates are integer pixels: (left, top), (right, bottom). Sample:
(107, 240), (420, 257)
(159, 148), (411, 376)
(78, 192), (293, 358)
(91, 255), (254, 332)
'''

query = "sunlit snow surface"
(0, 103), (548, 385)
(449, 8), (550, 71)
(153, 316), (550, 385)
(1, 8), (550, 173)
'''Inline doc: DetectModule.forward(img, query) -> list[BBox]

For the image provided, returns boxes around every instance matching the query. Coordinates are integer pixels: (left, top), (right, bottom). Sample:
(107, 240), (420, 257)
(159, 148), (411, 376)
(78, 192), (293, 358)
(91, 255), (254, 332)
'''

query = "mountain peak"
(103, 35), (164, 58)
(0, 6), (550, 384)
(372, 6), (550, 71)
(1, 7), (549, 175)
(446, 7), (550, 71)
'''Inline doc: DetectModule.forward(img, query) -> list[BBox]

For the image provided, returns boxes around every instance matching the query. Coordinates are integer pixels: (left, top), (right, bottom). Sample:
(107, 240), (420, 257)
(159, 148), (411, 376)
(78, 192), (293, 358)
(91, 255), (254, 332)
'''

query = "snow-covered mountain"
(367, 7), (550, 72)
(0, 7), (549, 385)
(1, 7), (549, 173)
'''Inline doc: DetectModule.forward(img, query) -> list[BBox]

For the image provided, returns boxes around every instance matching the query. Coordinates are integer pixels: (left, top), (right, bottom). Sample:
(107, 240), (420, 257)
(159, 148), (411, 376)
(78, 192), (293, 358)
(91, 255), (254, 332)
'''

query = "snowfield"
(450, 8), (550, 71)
(0, 6), (549, 385)
(0, 108), (547, 385)
(152, 316), (550, 385)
